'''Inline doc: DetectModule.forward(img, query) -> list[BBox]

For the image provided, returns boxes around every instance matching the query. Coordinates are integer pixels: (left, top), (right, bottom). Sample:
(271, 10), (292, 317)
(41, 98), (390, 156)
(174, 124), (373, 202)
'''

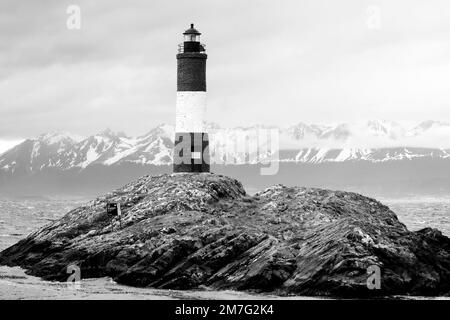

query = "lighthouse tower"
(173, 24), (210, 173)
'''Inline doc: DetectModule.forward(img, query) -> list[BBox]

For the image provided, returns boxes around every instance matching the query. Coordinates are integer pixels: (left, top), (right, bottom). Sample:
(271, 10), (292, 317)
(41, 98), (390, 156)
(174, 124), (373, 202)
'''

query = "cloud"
(1, 0), (450, 140)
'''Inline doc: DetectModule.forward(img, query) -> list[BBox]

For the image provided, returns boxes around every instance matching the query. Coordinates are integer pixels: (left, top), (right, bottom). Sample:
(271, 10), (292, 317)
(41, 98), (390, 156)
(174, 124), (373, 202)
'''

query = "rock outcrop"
(1, 173), (449, 297)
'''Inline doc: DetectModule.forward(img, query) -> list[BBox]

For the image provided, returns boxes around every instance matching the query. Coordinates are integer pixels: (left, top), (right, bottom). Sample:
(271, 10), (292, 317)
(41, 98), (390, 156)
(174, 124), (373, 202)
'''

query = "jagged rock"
(1, 173), (449, 297)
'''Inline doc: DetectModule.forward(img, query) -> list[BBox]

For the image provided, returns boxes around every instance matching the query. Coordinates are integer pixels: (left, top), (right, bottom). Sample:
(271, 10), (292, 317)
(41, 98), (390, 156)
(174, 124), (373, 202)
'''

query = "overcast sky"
(1, 0), (450, 150)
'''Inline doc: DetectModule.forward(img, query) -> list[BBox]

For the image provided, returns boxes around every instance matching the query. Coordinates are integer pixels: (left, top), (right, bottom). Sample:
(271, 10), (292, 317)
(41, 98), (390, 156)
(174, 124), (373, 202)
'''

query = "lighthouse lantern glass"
(184, 34), (200, 42)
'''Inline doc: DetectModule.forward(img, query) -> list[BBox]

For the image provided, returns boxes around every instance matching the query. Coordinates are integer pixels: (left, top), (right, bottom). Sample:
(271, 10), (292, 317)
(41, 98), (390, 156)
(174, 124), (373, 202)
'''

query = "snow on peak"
(408, 120), (450, 136)
(96, 128), (125, 139)
(366, 120), (404, 138)
(156, 124), (175, 138)
(287, 122), (326, 139)
(140, 124), (174, 140)
(38, 132), (84, 144)
(283, 120), (450, 149)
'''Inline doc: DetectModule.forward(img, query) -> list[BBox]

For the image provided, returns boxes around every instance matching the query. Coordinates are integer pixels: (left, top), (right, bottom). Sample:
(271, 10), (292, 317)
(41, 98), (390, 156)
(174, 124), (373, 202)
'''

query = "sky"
(1, 0), (450, 152)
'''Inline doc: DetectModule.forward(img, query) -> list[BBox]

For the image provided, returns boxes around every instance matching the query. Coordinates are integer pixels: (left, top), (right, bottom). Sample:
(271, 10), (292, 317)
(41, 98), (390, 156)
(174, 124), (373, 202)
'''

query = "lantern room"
(183, 23), (201, 42)
(179, 23), (205, 53)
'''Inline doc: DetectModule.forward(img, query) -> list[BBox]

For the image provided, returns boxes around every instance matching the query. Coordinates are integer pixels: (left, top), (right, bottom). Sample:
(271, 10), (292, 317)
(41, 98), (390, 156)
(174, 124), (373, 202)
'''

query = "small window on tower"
(192, 152), (201, 159)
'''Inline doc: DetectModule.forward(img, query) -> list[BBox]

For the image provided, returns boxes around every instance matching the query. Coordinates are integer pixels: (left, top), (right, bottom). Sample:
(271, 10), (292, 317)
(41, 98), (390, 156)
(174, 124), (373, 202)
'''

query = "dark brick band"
(177, 53), (207, 92)
(173, 132), (210, 172)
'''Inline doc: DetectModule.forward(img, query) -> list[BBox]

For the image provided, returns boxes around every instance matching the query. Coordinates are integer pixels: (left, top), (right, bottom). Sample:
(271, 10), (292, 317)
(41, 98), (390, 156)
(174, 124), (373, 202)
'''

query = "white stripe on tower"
(175, 91), (206, 133)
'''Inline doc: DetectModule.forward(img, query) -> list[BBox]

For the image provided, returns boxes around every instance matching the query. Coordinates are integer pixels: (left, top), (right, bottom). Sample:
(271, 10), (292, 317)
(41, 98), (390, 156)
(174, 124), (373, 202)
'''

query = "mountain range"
(1, 120), (450, 197)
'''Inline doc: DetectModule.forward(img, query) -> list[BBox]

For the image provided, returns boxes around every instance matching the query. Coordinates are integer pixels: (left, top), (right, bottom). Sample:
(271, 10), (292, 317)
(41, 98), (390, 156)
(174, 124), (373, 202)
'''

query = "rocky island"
(1, 173), (449, 297)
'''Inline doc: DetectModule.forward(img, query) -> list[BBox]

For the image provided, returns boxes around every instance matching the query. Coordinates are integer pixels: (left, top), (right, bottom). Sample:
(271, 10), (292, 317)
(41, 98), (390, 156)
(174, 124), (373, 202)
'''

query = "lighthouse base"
(173, 132), (210, 173)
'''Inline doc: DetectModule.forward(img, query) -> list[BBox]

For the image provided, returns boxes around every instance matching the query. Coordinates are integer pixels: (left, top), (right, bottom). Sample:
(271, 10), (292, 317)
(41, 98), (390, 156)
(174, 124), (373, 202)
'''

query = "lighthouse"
(173, 24), (210, 173)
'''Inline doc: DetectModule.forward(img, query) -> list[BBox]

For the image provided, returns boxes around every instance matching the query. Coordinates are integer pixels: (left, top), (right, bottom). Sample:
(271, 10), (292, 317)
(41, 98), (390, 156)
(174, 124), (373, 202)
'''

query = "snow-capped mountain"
(277, 120), (450, 163)
(0, 125), (173, 174)
(1, 120), (450, 175)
